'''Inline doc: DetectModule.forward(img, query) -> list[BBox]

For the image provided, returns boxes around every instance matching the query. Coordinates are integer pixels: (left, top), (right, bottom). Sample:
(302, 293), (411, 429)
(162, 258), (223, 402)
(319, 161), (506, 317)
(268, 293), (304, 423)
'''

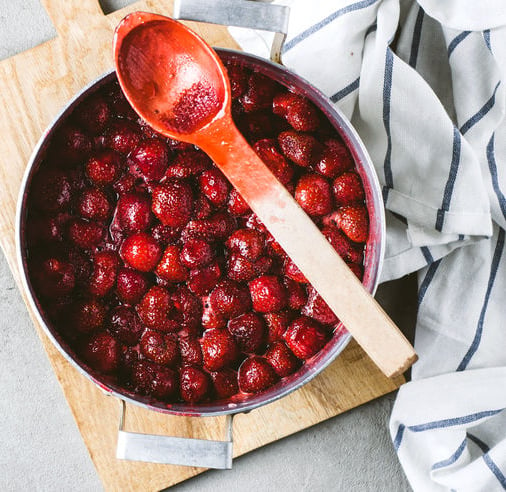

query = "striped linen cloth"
(230, 1), (506, 490)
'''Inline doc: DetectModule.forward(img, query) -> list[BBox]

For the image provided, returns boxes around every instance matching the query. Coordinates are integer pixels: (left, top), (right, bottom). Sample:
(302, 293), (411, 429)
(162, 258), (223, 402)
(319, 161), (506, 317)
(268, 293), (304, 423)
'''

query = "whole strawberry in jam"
(128, 139), (170, 182)
(295, 173), (333, 216)
(238, 356), (279, 393)
(116, 192), (152, 233)
(201, 328), (240, 371)
(152, 180), (194, 228)
(120, 232), (162, 272)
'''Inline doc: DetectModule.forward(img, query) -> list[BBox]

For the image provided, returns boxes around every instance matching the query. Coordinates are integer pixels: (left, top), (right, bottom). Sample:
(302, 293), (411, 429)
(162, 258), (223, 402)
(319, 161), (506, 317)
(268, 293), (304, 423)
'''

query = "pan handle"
(173, 0), (290, 64)
(116, 400), (234, 469)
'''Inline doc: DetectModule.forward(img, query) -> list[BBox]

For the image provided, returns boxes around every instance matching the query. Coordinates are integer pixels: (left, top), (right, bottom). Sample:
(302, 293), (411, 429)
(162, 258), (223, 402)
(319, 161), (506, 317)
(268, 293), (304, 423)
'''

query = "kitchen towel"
(230, 1), (506, 490)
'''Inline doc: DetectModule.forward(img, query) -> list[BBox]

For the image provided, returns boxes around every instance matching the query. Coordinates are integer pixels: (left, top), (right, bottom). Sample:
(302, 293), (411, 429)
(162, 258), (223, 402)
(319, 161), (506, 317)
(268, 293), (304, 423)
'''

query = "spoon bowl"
(115, 12), (229, 138)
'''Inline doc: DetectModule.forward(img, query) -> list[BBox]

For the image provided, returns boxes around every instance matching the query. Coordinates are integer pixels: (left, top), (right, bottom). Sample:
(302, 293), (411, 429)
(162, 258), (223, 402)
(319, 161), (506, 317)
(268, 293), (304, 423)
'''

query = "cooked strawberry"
(198, 168), (230, 206)
(150, 365), (178, 400)
(32, 257), (75, 299)
(273, 92), (319, 131)
(112, 172), (136, 195)
(105, 119), (141, 154)
(128, 139), (169, 182)
(137, 286), (178, 332)
(193, 194), (213, 219)
(302, 286), (338, 325)
(210, 280), (252, 319)
(89, 250), (119, 297)
(116, 268), (149, 304)
(253, 139), (294, 185)
(140, 330), (179, 366)
(32, 170), (72, 213)
(249, 275), (287, 313)
(314, 138), (354, 178)
(53, 125), (92, 165)
(68, 218), (104, 250)
(179, 335), (203, 367)
(132, 361), (177, 399)
(332, 172), (365, 206)
(278, 131), (323, 167)
(283, 277), (308, 310)
(70, 299), (106, 334)
(116, 192), (152, 233)
(226, 63), (249, 98)
(182, 212), (236, 242)
(283, 316), (328, 359)
(152, 180), (194, 228)
(121, 232), (162, 272)
(226, 254), (260, 282)
(295, 173), (333, 216)
(228, 312), (266, 353)
(210, 368), (239, 399)
(201, 294), (226, 329)
(201, 328), (240, 371)
(180, 366), (209, 402)
(334, 205), (369, 243)
(322, 225), (364, 263)
(264, 311), (291, 344)
(165, 149), (211, 179)
(171, 286), (202, 333)
(227, 189), (251, 216)
(78, 188), (111, 222)
(265, 341), (301, 377)
(283, 258), (308, 283)
(226, 228), (264, 261)
(238, 356), (279, 393)
(155, 245), (188, 282)
(76, 95), (110, 134)
(240, 72), (278, 112)
(85, 149), (122, 186)
(151, 223), (181, 245)
(108, 305), (145, 345)
(188, 260), (223, 296)
(82, 331), (120, 373)
(67, 248), (92, 288)
(180, 239), (214, 269)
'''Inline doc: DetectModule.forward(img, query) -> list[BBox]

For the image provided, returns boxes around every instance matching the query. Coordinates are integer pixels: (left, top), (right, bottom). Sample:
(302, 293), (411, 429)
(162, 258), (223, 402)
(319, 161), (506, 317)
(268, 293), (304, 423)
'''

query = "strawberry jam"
(25, 60), (369, 405)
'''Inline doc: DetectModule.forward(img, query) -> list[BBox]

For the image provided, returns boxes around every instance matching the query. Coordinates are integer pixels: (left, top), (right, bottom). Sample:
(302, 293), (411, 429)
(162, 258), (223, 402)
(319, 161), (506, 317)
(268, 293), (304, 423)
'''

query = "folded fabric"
(230, 1), (506, 490)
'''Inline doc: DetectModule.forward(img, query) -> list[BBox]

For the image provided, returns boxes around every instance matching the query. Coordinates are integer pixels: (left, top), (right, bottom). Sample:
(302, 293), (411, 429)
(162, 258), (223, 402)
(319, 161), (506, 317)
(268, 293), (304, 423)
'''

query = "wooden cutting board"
(0, 1), (404, 490)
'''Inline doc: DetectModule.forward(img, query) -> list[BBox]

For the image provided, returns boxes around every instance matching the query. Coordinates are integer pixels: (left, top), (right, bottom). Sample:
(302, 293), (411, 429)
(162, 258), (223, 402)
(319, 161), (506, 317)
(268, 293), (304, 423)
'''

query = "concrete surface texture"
(0, 1), (413, 490)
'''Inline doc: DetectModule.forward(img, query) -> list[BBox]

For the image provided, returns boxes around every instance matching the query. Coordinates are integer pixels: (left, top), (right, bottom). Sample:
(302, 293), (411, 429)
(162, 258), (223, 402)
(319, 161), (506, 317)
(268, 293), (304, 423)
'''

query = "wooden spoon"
(113, 12), (417, 377)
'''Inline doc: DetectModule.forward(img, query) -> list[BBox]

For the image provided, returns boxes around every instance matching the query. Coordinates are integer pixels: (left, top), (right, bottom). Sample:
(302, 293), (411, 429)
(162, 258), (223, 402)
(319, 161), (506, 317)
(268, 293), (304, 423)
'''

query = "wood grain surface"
(0, 1), (404, 490)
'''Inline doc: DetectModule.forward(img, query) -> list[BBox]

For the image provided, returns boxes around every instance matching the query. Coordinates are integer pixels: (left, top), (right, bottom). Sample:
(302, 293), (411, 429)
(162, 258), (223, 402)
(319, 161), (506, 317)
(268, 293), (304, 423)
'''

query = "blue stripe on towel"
(408, 409), (504, 432)
(421, 246), (434, 264)
(457, 228), (505, 371)
(382, 48), (394, 202)
(487, 133), (506, 220)
(460, 82), (501, 135)
(283, 0), (379, 52)
(483, 30), (492, 51)
(448, 31), (471, 57)
(393, 424), (405, 451)
(418, 259), (441, 304)
(467, 433), (490, 453)
(483, 453), (506, 489)
(365, 23), (377, 38)
(395, 410), (504, 451)
(409, 7), (425, 68)
(436, 127), (461, 231)
(432, 438), (467, 470)
(330, 77), (360, 103)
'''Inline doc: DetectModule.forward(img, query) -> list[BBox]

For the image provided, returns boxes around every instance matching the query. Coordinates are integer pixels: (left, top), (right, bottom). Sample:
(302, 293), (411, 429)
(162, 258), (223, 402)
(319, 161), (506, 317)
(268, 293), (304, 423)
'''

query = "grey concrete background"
(0, 1), (414, 490)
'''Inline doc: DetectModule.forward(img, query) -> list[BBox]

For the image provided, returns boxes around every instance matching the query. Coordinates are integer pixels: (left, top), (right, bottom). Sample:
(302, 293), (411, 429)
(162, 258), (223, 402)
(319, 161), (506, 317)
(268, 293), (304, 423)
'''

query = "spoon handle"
(196, 120), (417, 378)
